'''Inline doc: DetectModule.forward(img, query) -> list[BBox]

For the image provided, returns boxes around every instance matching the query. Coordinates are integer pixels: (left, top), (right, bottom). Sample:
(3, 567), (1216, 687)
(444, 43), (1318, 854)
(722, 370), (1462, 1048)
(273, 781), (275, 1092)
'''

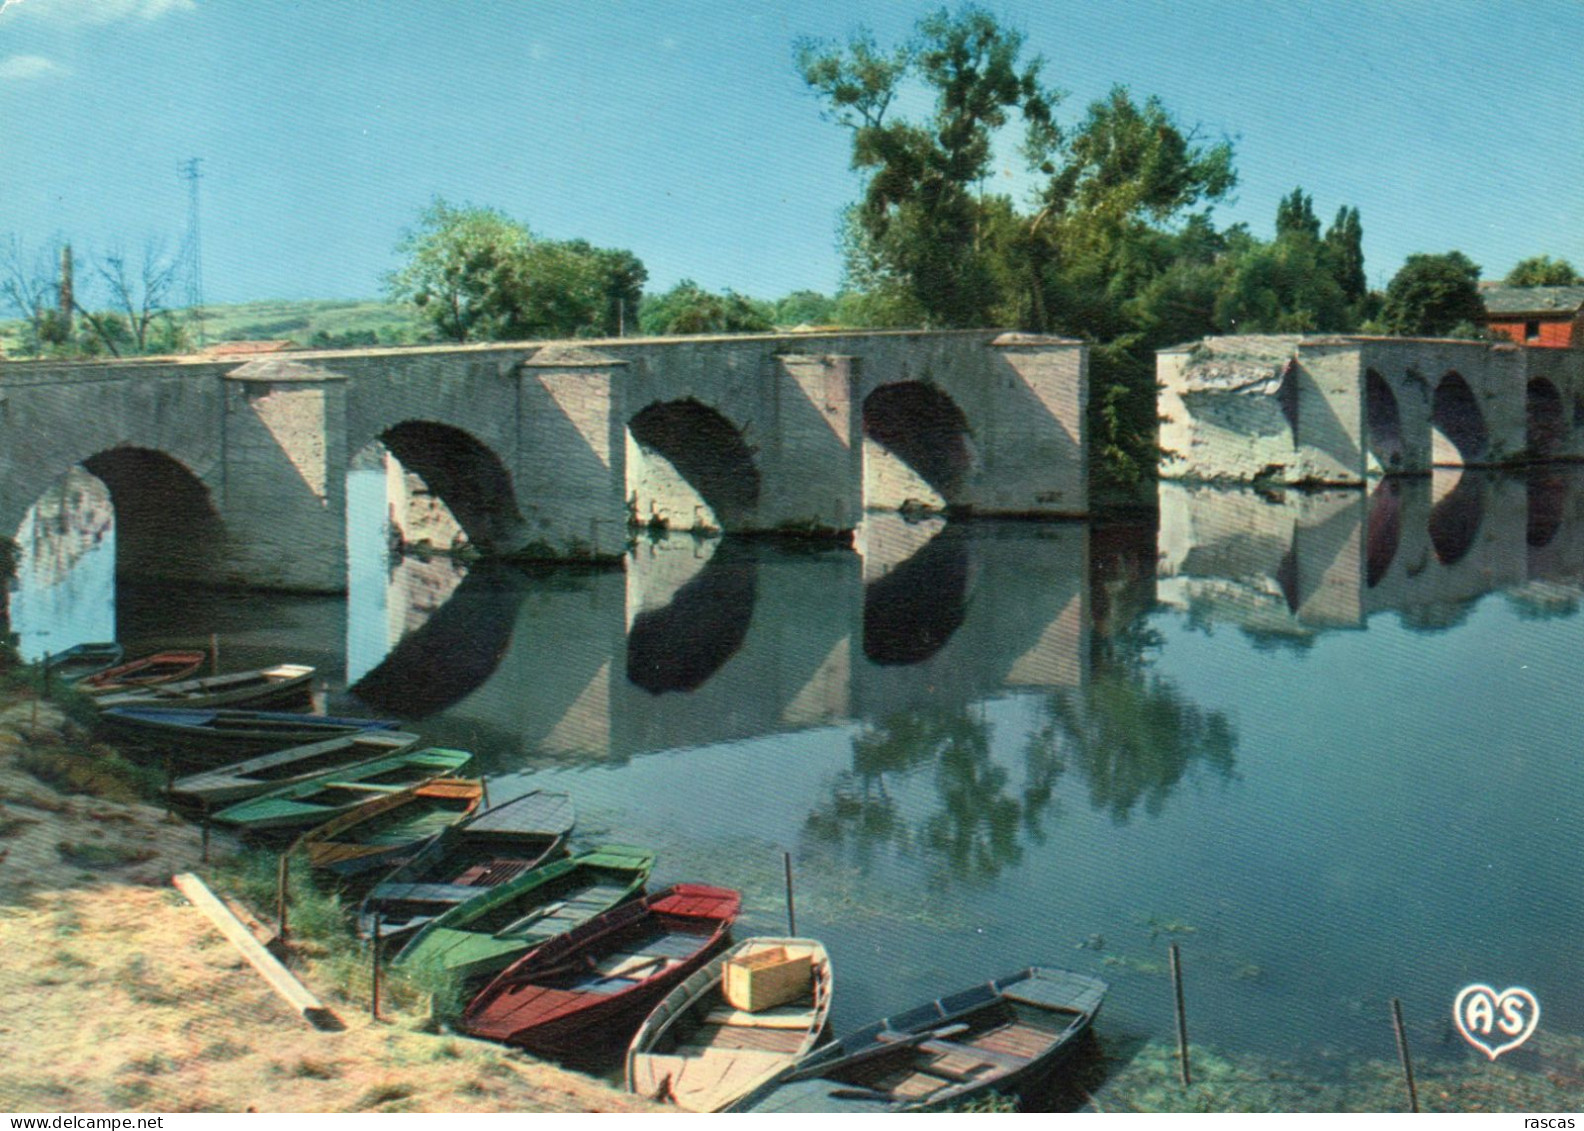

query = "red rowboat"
(460, 884), (741, 1061)
(81, 650), (208, 695)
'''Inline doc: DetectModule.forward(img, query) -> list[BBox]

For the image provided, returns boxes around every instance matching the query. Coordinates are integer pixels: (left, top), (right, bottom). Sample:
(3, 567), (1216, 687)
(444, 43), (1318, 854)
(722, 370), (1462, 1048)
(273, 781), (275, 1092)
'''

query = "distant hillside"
(1, 298), (428, 357)
(191, 299), (427, 347)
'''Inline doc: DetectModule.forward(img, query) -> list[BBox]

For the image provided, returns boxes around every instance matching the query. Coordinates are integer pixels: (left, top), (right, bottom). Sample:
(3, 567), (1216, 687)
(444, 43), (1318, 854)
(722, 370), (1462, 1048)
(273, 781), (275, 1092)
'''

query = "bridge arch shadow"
(79, 447), (225, 582)
(372, 422), (526, 554)
(863, 381), (973, 512)
(1365, 478), (1402, 588)
(1366, 369), (1405, 472)
(1432, 372), (1488, 465)
(349, 561), (525, 719)
(863, 525), (969, 665)
(626, 539), (757, 694)
(1526, 377), (1566, 459)
(1429, 472), (1484, 566)
(627, 400), (760, 533)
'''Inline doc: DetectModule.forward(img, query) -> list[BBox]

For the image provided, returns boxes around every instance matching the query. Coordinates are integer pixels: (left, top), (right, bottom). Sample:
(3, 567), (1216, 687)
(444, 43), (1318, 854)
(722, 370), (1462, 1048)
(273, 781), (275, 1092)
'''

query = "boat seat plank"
(685, 1025), (807, 1054)
(702, 1006), (815, 1030)
(594, 952), (670, 978)
(918, 1038), (1028, 1071)
(372, 882), (483, 905)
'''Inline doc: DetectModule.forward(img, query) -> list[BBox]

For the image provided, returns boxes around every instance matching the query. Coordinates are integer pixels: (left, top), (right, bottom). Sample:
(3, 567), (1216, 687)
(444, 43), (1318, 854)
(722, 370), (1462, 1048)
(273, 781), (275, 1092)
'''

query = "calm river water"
(10, 464), (1583, 1107)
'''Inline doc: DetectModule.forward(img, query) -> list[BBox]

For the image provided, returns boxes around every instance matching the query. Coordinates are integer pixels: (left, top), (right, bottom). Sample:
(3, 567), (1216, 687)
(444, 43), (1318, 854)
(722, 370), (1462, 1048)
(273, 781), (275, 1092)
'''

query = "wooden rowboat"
(210, 747), (474, 832)
(626, 937), (833, 1113)
(98, 707), (400, 749)
(45, 643), (124, 684)
(93, 663), (316, 710)
(393, 844), (655, 986)
(355, 789), (575, 941)
(298, 777), (484, 877)
(170, 730), (423, 806)
(726, 967), (1108, 1113)
(460, 884), (741, 1060)
(80, 650), (208, 695)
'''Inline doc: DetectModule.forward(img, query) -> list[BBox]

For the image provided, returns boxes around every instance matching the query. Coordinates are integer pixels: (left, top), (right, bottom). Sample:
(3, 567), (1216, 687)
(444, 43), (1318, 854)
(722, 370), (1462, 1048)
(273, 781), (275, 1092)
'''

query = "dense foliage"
(383, 199), (646, 342)
(1380, 251), (1485, 337)
(795, 6), (1381, 488)
(1505, 255), (1582, 287)
(638, 280), (775, 335)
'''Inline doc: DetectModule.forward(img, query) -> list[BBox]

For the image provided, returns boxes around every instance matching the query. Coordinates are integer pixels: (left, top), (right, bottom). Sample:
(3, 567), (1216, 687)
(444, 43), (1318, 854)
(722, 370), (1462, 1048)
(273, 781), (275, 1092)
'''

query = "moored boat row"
(46, 641), (1107, 1112)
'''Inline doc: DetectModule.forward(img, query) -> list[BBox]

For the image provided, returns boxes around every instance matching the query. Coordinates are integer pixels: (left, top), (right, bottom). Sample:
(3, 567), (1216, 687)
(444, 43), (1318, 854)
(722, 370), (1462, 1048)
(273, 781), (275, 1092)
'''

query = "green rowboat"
(210, 747), (474, 832)
(392, 844), (655, 985)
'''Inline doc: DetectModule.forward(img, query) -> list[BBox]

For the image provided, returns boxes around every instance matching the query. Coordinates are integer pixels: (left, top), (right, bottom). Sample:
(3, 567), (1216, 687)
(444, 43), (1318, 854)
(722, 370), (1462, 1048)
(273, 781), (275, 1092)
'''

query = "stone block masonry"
(0, 329), (1087, 592)
(1159, 334), (1584, 486)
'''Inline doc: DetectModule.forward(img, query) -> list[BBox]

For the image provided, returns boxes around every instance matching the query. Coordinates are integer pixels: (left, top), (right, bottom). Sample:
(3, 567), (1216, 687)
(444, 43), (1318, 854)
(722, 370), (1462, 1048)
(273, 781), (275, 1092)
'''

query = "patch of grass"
(56, 840), (157, 869)
(0, 787), (70, 814)
(354, 1082), (414, 1110)
(0, 811), (41, 837)
(108, 1079), (154, 1107)
(122, 1052), (179, 1076)
(290, 1057), (341, 1080)
(199, 1039), (251, 1062)
(429, 1039), (463, 1061)
(121, 954), (183, 1007)
(20, 745), (164, 804)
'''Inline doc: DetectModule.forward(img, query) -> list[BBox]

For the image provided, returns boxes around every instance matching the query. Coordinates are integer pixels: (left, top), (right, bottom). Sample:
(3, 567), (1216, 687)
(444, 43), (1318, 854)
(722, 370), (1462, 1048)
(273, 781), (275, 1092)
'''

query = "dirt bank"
(0, 699), (658, 1114)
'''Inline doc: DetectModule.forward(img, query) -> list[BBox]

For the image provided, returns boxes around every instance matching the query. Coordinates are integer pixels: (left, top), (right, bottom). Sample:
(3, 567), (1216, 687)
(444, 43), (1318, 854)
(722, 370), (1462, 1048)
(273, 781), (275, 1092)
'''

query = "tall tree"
(1381, 251), (1485, 336)
(1274, 187), (1320, 242)
(1505, 255), (1582, 287)
(796, 6), (1058, 328)
(1321, 205), (1367, 304)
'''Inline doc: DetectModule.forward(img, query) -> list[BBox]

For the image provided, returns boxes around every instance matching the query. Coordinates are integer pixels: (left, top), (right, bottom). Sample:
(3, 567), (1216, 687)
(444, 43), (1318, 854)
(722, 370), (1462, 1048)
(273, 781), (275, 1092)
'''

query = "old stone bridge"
(0, 329), (1086, 591)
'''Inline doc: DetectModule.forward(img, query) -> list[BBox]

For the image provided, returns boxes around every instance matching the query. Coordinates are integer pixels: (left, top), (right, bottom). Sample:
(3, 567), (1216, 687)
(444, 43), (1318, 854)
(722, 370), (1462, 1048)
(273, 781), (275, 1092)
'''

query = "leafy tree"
(384, 198), (646, 342)
(1031, 88), (1236, 485)
(1505, 255), (1582, 287)
(773, 290), (838, 327)
(796, 6), (1058, 328)
(1274, 187), (1320, 242)
(1322, 206), (1367, 304)
(638, 280), (775, 335)
(1381, 251), (1485, 336)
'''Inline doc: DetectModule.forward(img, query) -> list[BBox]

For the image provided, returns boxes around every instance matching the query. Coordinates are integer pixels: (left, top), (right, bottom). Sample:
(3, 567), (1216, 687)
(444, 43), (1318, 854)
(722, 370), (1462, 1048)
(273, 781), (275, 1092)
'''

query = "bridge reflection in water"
(341, 514), (1091, 769)
(1157, 466), (1584, 642)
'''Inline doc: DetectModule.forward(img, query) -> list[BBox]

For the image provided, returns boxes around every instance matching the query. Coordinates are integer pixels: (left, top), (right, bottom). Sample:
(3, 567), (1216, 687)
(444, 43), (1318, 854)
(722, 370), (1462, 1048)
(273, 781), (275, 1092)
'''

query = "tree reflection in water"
(804, 523), (1240, 880)
(805, 705), (1065, 882)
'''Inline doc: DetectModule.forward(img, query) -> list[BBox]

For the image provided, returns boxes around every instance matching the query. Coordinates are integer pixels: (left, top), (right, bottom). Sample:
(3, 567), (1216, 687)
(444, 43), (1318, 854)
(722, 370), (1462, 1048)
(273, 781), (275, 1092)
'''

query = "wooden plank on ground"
(172, 872), (341, 1030)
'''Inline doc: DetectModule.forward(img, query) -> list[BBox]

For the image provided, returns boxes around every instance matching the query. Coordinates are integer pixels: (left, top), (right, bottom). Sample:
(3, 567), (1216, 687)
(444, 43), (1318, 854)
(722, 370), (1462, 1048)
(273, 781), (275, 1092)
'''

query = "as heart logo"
(1452, 984), (1540, 1060)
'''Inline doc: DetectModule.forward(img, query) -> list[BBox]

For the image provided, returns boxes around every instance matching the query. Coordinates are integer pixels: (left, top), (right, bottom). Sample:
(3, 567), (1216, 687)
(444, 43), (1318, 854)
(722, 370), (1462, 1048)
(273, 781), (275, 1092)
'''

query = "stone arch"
(626, 399), (760, 533)
(1365, 369), (1405, 472)
(862, 382), (974, 512)
(1431, 372), (1488, 465)
(371, 421), (525, 554)
(78, 447), (225, 581)
(1526, 378), (1566, 459)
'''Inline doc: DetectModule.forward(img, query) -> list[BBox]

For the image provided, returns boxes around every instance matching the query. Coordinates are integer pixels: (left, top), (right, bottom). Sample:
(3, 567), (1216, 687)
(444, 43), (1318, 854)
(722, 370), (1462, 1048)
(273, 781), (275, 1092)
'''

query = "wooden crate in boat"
(723, 946), (811, 1013)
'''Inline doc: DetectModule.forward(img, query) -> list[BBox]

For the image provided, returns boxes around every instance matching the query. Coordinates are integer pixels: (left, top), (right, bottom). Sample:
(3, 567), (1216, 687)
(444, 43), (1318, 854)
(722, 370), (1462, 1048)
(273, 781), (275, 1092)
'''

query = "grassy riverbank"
(0, 679), (655, 1114)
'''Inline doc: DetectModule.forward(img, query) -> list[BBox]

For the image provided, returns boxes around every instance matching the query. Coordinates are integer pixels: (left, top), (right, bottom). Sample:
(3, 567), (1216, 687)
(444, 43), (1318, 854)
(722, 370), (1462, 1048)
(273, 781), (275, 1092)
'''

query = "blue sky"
(2, 0), (1581, 308)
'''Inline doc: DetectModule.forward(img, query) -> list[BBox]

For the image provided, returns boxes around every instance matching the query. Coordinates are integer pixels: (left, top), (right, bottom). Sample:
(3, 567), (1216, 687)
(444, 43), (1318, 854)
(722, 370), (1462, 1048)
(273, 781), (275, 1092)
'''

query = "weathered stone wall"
(0, 329), (1088, 590)
(1160, 334), (1584, 485)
